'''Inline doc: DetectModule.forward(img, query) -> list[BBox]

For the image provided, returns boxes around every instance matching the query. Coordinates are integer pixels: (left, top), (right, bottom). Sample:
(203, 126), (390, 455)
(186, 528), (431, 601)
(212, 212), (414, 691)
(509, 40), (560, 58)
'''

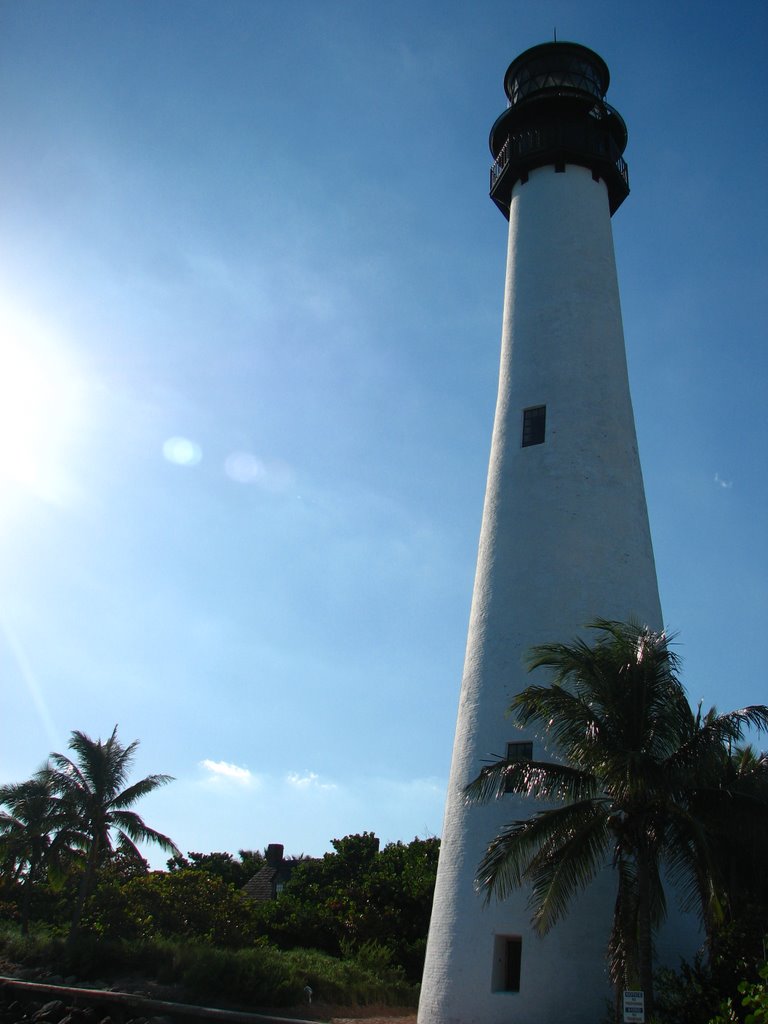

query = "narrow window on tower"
(504, 741), (533, 792)
(492, 935), (522, 992)
(522, 405), (546, 447)
(506, 741), (533, 761)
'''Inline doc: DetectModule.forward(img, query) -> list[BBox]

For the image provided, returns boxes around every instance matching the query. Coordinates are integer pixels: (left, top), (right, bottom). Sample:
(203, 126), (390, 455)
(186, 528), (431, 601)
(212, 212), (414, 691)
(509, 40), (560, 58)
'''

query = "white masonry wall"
(418, 163), (666, 1024)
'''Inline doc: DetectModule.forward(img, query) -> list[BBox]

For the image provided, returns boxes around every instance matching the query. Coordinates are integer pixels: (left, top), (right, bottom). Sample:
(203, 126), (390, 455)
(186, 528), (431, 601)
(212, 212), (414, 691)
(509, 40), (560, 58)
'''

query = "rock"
(59, 1011), (95, 1024)
(33, 1000), (67, 1021)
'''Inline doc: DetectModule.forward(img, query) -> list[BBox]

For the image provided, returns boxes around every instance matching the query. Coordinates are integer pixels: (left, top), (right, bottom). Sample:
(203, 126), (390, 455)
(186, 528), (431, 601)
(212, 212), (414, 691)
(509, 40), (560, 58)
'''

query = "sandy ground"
(268, 1008), (415, 1024)
(303, 1007), (416, 1024)
(301, 1006), (416, 1024)
(330, 1017), (415, 1024)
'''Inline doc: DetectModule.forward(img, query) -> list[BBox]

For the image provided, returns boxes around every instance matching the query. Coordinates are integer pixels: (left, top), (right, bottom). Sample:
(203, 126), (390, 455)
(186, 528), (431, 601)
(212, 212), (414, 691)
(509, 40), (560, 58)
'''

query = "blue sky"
(0, 0), (766, 866)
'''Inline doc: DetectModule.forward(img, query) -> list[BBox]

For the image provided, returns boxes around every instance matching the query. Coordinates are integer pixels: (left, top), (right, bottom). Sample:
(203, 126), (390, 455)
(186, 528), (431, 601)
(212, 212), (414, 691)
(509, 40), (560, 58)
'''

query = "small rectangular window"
(506, 938), (522, 991)
(504, 742), (533, 792)
(492, 935), (522, 992)
(506, 742), (533, 762)
(522, 405), (546, 447)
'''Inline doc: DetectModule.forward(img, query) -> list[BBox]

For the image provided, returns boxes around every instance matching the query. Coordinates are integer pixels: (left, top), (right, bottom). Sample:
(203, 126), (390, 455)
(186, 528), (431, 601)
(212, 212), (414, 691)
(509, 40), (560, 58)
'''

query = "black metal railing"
(490, 137), (510, 189)
(490, 121), (629, 194)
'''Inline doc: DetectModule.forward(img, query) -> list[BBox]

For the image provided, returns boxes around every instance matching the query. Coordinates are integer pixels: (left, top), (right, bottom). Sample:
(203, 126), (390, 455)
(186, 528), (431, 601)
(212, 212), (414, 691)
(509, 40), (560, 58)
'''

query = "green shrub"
(0, 921), (418, 1010)
(170, 943), (303, 1006)
(82, 869), (261, 947)
(284, 947), (416, 1007)
(654, 924), (768, 1024)
(0, 921), (65, 966)
(710, 963), (768, 1024)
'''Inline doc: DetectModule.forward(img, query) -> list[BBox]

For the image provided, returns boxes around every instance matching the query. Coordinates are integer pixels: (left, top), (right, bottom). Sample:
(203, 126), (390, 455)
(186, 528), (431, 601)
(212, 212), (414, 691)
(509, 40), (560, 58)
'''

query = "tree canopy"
(255, 832), (440, 979)
(0, 726), (179, 940)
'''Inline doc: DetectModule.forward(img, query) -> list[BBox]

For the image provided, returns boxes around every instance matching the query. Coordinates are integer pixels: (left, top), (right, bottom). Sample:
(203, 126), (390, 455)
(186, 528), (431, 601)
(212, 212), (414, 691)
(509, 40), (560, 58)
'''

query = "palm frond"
(702, 706), (768, 745)
(109, 810), (180, 854)
(511, 683), (608, 761)
(47, 755), (89, 797)
(476, 799), (610, 905)
(662, 801), (724, 918)
(466, 758), (596, 805)
(110, 774), (174, 809)
(65, 727), (137, 800)
(525, 621), (690, 761)
(526, 803), (613, 935)
(115, 831), (145, 862)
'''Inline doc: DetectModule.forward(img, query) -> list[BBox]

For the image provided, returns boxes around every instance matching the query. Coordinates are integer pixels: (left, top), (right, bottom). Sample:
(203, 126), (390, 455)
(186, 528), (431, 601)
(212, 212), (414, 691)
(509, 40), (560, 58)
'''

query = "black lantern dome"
(489, 42), (629, 218)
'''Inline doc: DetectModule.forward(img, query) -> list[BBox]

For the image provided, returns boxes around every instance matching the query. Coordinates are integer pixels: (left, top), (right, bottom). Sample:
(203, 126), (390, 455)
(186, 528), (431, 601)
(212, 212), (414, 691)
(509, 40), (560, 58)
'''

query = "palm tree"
(0, 768), (75, 933)
(47, 726), (179, 940)
(465, 620), (768, 1020)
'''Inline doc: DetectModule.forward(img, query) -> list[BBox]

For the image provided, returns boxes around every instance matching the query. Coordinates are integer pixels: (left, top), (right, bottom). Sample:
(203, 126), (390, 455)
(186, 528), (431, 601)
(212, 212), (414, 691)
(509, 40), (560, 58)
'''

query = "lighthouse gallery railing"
(490, 123), (629, 193)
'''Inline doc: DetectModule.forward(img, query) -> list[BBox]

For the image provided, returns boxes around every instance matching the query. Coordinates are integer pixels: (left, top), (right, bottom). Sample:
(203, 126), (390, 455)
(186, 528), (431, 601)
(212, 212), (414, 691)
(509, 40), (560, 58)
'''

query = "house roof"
(242, 865), (278, 901)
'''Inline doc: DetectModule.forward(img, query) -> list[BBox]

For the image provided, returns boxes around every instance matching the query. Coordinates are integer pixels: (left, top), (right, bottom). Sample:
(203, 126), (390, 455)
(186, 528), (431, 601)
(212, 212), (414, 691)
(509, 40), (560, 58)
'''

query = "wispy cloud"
(714, 473), (733, 489)
(200, 759), (256, 786)
(286, 770), (337, 791)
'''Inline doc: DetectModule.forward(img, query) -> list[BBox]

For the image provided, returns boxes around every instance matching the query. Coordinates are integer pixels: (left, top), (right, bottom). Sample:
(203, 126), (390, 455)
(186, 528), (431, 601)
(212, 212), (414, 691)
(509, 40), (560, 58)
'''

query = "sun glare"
(0, 305), (84, 511)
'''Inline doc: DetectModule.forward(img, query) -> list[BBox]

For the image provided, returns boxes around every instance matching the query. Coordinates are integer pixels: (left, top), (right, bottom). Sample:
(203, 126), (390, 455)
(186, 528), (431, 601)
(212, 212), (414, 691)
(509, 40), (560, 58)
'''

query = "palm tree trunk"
(68, 838), (100, 944)
(611, 857), (637, 1024)
(20, 877), (31, 936)
(20, 845), (43, 937)
(636, 849), (655, 1018)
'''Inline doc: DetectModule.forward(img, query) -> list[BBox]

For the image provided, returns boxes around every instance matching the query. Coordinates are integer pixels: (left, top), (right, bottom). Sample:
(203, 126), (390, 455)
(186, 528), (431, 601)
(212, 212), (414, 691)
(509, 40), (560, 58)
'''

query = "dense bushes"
(82, 867), (262, 947)
(0, 924), (418, 1008)
(256, 833), (439, 980)
(653, 916), (768, 1024)
(166, 850), (264, 889)
(0, 831), (435, 1008)
(175, 943), (413, 1007)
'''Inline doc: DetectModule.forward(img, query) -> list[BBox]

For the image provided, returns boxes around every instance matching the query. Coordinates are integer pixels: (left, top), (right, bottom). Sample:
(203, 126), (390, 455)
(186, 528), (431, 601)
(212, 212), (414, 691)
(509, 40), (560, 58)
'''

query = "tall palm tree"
(465, 620), (768, 1020)
(0, 768), (75, 933)
(47, 726), (179, 939)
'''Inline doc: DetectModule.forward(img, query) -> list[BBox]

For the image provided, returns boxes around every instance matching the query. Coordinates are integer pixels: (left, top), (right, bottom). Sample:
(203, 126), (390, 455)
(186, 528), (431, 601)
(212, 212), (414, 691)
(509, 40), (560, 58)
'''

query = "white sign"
(623, 990), (645, 1023)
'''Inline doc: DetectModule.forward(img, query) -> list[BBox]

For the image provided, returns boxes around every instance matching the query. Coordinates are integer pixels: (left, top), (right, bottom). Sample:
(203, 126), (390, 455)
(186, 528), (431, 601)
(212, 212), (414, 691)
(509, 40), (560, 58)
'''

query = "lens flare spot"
(224, 451), (264, 484)
(163, 436), (202, 467)
(224, 452), (295, 491)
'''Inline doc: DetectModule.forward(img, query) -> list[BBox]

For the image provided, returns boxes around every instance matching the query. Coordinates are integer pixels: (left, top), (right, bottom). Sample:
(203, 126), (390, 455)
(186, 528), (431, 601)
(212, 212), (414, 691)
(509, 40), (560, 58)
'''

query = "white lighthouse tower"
(419, 43), (663, 1024)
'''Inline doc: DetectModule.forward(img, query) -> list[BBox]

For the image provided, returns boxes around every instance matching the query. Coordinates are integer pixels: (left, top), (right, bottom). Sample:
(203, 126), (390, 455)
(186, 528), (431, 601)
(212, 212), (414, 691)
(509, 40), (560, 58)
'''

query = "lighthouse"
(419, 43), (667, 1024)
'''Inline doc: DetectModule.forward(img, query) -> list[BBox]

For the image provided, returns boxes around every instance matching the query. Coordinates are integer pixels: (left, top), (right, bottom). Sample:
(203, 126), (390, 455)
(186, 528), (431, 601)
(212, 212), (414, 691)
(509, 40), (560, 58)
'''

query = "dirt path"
(330, 1017), (416, 1024)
